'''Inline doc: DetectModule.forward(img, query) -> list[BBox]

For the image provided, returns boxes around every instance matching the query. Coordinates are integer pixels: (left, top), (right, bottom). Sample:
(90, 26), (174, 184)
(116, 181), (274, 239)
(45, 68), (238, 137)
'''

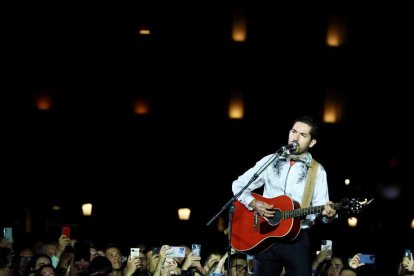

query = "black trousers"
(253, 230), (311, 276)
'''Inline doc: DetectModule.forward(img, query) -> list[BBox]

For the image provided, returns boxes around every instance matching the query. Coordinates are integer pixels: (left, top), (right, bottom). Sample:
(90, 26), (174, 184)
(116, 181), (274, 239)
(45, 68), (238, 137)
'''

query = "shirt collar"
(280, 152), (313, 167)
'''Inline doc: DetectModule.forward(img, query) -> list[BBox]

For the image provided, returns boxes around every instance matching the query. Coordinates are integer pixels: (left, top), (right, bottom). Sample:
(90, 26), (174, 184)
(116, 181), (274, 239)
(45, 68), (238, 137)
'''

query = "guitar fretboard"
(282, 202), (341, 219)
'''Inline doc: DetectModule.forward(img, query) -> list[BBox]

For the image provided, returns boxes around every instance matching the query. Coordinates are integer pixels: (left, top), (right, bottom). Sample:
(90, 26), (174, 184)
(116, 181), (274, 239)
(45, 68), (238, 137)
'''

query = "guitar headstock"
(340, 197), (374, 215)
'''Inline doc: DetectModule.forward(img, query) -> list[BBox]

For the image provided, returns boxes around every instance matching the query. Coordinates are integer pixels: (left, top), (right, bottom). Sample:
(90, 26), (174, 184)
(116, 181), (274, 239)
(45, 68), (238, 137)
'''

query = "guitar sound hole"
(268, 209), (282, 226)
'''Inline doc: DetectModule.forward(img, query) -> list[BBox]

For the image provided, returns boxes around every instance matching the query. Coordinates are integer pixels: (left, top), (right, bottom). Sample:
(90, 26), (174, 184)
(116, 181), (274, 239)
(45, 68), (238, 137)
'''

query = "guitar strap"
(301, 159), (319, 208)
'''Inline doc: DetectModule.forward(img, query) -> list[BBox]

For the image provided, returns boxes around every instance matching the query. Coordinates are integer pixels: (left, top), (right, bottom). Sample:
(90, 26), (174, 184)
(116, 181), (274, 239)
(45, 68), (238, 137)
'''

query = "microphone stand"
(206, 147), (286, 276)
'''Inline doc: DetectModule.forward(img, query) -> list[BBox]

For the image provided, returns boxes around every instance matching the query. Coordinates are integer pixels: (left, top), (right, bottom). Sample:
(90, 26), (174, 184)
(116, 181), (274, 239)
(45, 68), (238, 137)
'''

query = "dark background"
(2, 2), (413, 274)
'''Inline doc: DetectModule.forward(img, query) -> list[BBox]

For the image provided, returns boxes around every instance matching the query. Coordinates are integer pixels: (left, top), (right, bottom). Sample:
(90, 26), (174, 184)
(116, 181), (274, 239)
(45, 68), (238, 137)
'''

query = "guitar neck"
(283, 202), (341, 219)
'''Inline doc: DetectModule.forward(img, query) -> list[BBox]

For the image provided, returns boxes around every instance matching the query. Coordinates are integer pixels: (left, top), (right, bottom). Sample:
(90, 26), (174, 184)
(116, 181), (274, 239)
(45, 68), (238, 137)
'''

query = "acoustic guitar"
(230, 193), (371, 255)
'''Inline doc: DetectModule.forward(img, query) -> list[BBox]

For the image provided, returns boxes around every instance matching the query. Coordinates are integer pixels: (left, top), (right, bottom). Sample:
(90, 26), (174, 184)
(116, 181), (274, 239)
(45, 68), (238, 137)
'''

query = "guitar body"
(231, 193), (302, 255)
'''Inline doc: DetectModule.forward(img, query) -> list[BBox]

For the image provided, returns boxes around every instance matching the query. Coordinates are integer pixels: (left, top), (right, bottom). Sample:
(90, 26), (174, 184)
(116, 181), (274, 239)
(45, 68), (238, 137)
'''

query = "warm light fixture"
(232, 10), (247, 42)
(348, 217), (358, 227)
(326, 15), (347, 47)
(36, 94), (52, 110)
(323, 89), (344, 123)
(138, 23), (151, 35)
(51, 205), (61, 211)
(82, 203), (93, 216)
(139, 29), (151, 35)
(411, 218), (414, 229)
(133, 97), (150, 115)
(218, 216), (226, 232)
(178, 208), (191, 220)
(229, 91), (244, 119)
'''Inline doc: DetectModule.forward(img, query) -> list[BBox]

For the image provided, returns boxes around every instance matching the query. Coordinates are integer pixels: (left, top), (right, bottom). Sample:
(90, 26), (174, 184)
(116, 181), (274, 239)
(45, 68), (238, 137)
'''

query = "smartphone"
(191, 244), (201, 257)
(360, 254), (375, 264)
(130, 248), (140, 258)
(3, 227), (13, 243)
(62, 226), (71, 239)
(171, 246), (186, 258)
(321, 240), (332, 251)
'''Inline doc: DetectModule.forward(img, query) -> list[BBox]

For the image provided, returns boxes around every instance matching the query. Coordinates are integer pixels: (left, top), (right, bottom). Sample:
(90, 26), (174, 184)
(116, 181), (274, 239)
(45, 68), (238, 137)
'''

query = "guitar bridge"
(254, 211), (258, 231)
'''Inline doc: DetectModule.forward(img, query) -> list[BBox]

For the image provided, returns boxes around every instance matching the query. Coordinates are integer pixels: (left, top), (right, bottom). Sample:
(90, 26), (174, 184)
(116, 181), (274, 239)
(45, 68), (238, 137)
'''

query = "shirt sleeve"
(232, 155), (273, 209)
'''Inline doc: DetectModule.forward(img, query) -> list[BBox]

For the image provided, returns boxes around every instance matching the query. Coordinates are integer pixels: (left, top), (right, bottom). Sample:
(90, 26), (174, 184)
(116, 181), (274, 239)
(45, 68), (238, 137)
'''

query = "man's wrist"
(249, 199), (256, 209)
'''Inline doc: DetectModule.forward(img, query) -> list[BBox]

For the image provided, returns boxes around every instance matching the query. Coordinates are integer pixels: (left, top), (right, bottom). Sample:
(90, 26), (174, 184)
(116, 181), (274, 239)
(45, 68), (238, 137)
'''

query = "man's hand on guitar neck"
(249, 199), (275, 218)
(322, 201), (336, 219)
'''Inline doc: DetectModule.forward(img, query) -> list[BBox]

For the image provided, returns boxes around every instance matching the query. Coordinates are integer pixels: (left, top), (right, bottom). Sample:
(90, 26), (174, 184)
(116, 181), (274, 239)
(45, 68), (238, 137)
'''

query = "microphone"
(280, 142), (298, 152)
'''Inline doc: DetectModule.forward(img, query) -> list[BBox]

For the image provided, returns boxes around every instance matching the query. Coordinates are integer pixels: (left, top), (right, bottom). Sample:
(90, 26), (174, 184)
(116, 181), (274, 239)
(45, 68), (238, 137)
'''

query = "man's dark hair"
(88, 256), (113, 276)
(293, 115), (319, 140)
